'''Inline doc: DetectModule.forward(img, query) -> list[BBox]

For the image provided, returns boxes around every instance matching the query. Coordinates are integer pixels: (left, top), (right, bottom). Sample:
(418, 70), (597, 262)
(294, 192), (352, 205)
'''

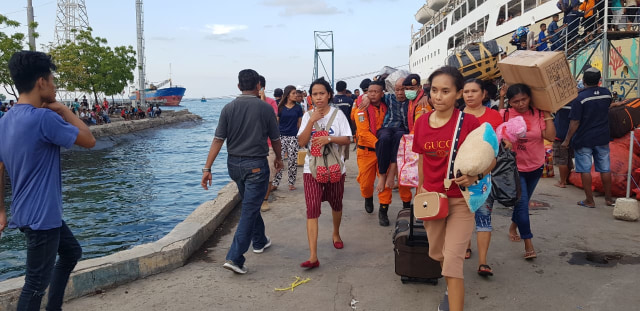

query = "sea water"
(0, 98), (233, 281)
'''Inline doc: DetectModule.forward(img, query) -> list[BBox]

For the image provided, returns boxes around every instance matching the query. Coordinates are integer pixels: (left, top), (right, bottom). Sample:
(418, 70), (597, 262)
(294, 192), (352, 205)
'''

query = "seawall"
(90, 109), (202, 138)
(0, 182), (240, 310)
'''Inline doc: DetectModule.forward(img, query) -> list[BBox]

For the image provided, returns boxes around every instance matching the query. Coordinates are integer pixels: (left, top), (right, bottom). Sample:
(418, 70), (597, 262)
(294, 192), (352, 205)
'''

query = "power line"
(3, 0), (56, 16)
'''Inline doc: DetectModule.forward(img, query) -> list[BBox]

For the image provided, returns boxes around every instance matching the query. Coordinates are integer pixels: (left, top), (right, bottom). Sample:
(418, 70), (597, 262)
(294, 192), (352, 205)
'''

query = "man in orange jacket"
(354, 80), (392, 225)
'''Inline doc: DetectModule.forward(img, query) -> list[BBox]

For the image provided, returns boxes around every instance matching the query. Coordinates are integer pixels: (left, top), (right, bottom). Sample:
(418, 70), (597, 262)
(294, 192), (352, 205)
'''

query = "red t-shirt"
(412, 109), (480, 198)
(476, 107), (503, 130)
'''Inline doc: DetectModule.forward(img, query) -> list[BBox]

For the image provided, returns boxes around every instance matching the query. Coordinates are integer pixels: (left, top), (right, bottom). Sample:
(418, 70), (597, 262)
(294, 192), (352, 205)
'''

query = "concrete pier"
(2, 154), (640, 310)
(89, 110), (202, 138)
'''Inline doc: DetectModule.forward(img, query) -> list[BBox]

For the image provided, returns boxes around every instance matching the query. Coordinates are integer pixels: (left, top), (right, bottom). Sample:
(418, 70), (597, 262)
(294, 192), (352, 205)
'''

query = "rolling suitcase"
(393, 208), (442, 284)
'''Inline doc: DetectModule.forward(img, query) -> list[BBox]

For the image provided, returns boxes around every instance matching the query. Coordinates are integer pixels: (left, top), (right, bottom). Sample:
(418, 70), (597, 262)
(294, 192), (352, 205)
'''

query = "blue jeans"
(475, 195), (494, 232)
(575, 145), (610, 173)
(512, 166), (543, 240)
(226, 156), (270, 268)
(18, 221), (82, 311)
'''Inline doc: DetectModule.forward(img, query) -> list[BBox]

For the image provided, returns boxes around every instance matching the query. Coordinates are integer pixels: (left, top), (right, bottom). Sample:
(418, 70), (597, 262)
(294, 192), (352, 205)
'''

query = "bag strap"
(445, 111), (465, 190)
(325, 108), (339, 131)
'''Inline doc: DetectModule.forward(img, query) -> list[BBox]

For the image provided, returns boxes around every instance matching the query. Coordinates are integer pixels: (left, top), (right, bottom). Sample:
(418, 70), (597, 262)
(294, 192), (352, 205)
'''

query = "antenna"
(54, 0), (90, 46)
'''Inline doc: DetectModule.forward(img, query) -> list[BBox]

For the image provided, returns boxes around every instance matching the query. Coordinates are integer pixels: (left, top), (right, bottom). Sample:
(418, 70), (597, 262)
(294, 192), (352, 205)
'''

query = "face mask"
(405, 90), (418, 100)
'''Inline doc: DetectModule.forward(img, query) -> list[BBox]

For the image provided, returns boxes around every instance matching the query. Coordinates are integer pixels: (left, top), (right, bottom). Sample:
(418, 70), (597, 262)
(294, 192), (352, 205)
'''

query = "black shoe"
(364, 197), (374, 213)
(402, 201), (411, 210)
(379, 204), (390, 226)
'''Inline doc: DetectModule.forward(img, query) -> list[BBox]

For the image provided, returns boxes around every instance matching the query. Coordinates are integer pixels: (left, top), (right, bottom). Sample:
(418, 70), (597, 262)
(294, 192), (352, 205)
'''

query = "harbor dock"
(51, 156), (640, 311)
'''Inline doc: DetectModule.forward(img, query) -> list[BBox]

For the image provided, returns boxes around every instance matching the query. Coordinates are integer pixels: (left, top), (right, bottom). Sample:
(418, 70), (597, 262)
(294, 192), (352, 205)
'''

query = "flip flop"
(524, 250), (537, 260)
(553, 183), (566, 188)
(509, 233), (521, 242)
(577, 200), (596, 208)
(477, 264), (493, 276)
(605, 200), (616, 207)
(465, 248), (472, 259)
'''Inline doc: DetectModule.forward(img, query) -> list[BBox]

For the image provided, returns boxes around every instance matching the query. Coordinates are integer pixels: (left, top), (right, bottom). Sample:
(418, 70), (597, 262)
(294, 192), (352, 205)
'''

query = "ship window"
(448, 37), (454, 49)
(468, 0), (476, 12)
(523, 0), (536, 12)
(508, 0), (521, 18)
(497, 5), (506, 25)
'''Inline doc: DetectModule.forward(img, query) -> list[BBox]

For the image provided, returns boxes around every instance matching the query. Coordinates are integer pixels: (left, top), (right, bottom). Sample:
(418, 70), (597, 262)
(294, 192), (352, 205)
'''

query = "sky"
(2, 0), (425, 100)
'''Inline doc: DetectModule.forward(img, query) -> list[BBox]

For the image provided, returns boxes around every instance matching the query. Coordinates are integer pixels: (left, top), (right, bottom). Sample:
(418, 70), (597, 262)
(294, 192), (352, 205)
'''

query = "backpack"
(308, 109), (344, 183)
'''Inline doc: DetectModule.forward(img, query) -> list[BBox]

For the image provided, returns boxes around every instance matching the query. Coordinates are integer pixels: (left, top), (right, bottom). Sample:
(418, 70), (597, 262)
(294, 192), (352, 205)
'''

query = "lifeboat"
(415, 5), (436, 24)
(427, 0), (448, 11)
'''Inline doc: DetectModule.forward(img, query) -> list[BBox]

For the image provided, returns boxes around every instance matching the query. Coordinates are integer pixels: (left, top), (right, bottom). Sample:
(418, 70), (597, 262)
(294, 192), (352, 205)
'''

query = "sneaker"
(261, 200), (270, 212)
(253, 236), (272, 254)
(437, 291), (449, 311)
(223, 260), (247, 274)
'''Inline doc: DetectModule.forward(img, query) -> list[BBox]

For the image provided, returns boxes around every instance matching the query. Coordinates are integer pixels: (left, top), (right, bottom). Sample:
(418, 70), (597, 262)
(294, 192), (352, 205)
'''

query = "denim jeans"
(512, 166), (543, 240)
(226, 156), (270, 268)
(475, 195), (494, 232)
(18, 221), (82, 311)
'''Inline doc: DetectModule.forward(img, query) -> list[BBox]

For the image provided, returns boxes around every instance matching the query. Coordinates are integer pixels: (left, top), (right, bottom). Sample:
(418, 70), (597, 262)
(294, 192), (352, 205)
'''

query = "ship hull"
(130, 87), (186, 106)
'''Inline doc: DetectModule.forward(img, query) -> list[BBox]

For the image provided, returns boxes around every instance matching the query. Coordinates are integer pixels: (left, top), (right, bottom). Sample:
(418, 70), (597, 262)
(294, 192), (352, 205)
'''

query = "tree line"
(1, 14), (136, 103)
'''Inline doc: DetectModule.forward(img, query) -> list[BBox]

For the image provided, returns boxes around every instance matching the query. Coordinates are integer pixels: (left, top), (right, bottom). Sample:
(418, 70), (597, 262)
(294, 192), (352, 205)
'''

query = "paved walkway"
(65, 155), (640, 311)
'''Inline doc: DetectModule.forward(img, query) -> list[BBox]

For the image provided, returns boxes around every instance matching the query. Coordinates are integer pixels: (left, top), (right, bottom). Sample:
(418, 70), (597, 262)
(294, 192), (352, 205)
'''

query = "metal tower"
(312, 31), (335, 89)
(54, 0), (90, 45)
(136, 0), (146, 107)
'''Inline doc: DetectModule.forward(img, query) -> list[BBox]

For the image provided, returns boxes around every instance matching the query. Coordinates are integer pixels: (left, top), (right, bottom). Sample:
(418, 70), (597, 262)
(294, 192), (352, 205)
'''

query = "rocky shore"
(90, 109), (202, 138)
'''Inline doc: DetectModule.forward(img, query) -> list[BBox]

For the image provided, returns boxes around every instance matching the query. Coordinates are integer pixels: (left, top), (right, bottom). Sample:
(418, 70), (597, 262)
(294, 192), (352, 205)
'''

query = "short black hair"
(553, 14), (559, 18)
(540, 23), (546, 27)
(309, 77), (334, 103)
(368, 80), (385, 90)
(8, 50), (57, 94)
(583, 68), (601, 86)
(428, 66), (464, 91)
(259, 75), (266, 88)
(360, 78), (372, 92)
(464, 78), (485, 91)
(238, 69), (260, 91)
(483, 80), (498, 98)
(336, 80), (347, 92)
(346, 89), (352, 95)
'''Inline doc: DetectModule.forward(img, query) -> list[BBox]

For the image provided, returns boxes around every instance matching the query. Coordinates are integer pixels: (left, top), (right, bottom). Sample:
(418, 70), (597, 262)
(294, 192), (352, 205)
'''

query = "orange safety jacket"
(354, 101), (387, 149)
(580, 0), (595, 18)
(408, 89), (432, 132)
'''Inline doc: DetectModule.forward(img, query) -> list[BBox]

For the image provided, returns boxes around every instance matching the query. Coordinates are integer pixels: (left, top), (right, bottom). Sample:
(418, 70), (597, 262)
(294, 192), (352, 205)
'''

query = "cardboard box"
(498, 51), (578, 112)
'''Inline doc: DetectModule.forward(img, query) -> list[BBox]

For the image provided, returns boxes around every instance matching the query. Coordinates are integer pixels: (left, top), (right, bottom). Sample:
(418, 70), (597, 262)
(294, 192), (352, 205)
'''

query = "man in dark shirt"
(548, 14), (564, 51)
(201, 69), (283, 274)
(564, 5), (584, 46)
(333, 80), (355, 135)
(553, 104), (573, 187)
(562, 68), (613, 208)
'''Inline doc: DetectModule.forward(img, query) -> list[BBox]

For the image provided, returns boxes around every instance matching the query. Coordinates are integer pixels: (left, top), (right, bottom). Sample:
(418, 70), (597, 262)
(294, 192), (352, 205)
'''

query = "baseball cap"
(402, 74), (421, 87)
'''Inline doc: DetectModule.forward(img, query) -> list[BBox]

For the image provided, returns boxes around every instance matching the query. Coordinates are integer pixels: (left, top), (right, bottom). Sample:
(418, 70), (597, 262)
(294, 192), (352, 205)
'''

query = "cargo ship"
(130, 79), (186, 106)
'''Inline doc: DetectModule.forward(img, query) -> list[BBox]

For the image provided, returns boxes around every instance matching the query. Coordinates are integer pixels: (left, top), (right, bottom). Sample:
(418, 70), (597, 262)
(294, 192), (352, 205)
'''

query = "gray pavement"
(65, 156), (640, 311)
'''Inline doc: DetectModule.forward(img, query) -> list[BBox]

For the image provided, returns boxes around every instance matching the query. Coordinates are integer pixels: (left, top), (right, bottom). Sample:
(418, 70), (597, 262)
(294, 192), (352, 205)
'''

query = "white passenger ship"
(409, 0), (560, 81)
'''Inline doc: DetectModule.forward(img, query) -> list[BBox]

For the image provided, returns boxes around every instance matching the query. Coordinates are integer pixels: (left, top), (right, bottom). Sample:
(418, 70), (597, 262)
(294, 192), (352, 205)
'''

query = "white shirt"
(297, 107), (352, 174)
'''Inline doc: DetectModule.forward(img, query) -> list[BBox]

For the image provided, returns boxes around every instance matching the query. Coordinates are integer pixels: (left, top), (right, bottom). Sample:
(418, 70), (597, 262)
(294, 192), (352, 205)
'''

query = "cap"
(402, 74), (421, 87)
(274, 88), (283, 97)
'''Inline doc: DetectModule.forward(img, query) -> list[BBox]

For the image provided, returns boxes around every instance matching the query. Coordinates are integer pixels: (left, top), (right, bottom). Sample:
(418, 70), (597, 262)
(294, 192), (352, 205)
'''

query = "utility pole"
(136, 0), (146, 108)
(27, 0), (36, 50)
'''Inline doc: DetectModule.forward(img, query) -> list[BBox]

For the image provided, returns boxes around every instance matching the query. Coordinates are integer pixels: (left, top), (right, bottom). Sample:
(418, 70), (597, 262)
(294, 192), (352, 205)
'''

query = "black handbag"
(490, 143), (521, 207)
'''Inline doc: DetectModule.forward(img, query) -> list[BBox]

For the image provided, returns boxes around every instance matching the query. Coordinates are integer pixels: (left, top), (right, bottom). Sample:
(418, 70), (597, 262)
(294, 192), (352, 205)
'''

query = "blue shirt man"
(563, 67), (613, 208)
(0, 50), (95, 310)
(537, 23), (549, 51)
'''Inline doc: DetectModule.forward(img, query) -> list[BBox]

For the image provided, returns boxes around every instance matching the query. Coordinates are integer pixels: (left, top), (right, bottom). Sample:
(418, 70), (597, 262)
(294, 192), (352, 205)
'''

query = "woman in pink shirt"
(502, 84), (555, 259)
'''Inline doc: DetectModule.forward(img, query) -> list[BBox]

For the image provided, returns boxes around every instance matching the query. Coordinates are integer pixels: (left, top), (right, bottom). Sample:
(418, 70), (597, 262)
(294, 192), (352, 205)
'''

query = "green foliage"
(0, 14), (27, 100)
(0, 93), (6, 101)
(50, 28), (136, 103)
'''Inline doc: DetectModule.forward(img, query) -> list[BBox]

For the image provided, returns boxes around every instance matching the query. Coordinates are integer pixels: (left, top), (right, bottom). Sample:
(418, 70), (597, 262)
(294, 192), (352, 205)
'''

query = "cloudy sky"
(2, 0), (423, 99)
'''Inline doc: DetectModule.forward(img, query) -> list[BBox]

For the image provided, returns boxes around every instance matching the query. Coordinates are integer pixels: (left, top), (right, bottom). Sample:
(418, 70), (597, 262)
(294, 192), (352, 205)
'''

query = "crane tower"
(54, 0), (90, 45)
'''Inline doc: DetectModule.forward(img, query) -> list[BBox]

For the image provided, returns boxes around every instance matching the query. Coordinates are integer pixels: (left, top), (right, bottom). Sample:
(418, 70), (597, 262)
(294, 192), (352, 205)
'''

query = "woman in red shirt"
(413, 68), (495, 311)
(461, 79), (503, 277)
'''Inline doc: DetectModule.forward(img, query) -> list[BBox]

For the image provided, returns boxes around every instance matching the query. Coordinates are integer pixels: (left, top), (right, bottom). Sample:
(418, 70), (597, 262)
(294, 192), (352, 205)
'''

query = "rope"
(274, 276), (311, 292)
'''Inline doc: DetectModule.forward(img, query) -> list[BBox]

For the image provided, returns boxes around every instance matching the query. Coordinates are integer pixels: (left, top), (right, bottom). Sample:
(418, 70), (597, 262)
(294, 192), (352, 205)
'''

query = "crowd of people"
(198, 62), (615, 311)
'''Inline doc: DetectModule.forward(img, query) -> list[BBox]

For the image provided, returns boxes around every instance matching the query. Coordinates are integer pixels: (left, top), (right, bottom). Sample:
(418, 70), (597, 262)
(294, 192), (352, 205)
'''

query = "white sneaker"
(253, 236), (272, 254)
(223, 261), (247, 274)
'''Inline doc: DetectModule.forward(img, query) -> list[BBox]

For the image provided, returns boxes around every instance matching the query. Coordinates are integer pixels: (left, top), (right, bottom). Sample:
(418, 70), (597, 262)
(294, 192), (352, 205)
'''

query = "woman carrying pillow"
(297, 78), (352, 269)
(462, 79), (503, 277)
(413, 67), (495, 311)
(502, 83), (556, 259)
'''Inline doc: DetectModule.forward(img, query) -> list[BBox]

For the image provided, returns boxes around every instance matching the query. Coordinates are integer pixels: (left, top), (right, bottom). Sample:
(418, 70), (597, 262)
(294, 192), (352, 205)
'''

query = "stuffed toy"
(496, 115), (527, 143)
(453, 122), (499, 212)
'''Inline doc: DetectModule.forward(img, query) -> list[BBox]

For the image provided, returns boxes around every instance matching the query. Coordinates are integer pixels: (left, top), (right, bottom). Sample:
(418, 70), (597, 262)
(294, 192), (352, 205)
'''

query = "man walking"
(562, 67), (613, 208)
(0, 50), (96, 310)
(201, 69), (283, 274)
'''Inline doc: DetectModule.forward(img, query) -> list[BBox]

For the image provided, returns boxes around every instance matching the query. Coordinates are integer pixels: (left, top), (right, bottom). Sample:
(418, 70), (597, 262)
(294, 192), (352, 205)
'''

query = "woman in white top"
(297, 78), (352, 269)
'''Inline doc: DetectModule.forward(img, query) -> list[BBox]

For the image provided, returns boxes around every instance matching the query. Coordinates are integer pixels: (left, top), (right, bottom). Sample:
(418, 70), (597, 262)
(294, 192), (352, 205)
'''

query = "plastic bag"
(490, 144), (521, 207)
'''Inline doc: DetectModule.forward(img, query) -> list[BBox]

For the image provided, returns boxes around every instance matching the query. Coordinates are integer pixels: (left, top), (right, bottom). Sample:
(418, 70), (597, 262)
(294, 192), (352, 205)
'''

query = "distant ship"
(130, 79), (186, 106)
(201, 97), (207, 102)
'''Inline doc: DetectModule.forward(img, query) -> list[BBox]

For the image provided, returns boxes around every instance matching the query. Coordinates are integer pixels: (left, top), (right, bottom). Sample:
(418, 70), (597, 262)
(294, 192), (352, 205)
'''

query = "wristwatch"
(202, 168), (211, 173)
(328, 137), (332, 142)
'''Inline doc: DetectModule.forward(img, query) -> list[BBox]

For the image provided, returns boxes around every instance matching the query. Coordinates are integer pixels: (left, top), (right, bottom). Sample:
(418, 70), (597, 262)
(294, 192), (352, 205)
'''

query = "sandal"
(605, 199), (615, 207)
(289, 185), (296, 191)
(477, 264), (493, 276)
(577, 200), (596, 208)
(524, 250), (537, 260)
(465, 248), (472, 259)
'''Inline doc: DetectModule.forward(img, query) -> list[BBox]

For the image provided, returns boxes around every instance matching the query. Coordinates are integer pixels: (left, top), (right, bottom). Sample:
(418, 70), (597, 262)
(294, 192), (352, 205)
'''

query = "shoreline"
(88, 109), (203, 138)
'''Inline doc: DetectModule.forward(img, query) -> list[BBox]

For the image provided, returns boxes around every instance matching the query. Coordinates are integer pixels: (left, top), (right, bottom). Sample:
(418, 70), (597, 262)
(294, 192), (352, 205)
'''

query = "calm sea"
(0, 98), (233, 281)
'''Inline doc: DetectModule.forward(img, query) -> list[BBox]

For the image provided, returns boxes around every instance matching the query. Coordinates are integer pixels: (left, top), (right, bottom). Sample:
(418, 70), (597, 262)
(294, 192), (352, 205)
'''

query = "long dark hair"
(428, 66), (464, 91)
(278, 85), (297, 114)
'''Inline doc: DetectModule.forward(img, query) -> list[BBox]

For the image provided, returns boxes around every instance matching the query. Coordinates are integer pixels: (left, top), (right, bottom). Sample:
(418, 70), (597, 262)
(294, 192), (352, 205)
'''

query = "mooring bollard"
(614, 131), (639, 221)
